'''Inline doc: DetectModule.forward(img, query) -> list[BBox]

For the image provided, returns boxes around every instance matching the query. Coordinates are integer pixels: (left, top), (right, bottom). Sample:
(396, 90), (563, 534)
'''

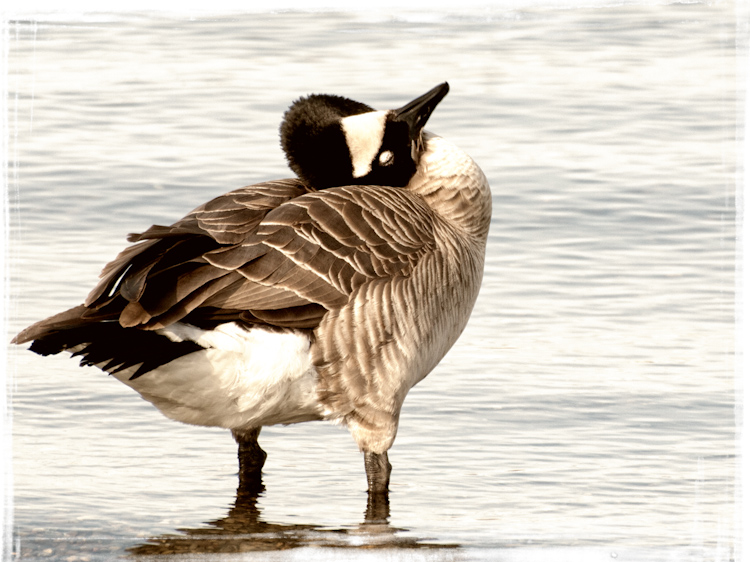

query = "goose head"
(280, 83), (449, 189)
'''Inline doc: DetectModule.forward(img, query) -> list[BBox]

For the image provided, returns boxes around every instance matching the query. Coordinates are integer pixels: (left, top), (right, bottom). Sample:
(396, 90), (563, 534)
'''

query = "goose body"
(14, 83), (492, 495)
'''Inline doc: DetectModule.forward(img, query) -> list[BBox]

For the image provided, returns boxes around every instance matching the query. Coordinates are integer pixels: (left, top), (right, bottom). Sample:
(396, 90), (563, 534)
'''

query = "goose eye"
(378, 150), (394, 166)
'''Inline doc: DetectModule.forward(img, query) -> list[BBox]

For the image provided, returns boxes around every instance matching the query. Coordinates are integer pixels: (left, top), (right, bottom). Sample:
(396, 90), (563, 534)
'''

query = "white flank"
(340, 110), (387, 178)
(109, 323), (322, 430)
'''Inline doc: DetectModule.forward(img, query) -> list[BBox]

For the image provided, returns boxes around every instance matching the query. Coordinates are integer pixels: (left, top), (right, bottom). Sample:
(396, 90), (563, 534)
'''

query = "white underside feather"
(109, 323), (322, 430)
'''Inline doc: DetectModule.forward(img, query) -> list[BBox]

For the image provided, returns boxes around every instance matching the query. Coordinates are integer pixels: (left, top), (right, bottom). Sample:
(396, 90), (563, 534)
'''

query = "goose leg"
(364, 451), (391, 494)
(232, 427), (267, 494)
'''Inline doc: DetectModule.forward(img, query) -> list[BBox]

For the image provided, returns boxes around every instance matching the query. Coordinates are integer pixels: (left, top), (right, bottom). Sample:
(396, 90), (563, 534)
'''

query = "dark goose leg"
(364, 451), (391, 493)
(363, 451), (391, 523)
(232, 428), (267, 494)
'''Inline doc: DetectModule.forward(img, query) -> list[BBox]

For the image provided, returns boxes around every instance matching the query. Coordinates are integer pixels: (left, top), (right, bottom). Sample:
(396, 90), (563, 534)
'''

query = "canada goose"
(13, 83), (492, 498)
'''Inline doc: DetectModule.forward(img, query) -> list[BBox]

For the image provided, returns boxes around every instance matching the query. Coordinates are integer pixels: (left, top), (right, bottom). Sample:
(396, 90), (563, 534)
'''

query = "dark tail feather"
(13, 305), (203, 380)
(11, 305), (109, 345)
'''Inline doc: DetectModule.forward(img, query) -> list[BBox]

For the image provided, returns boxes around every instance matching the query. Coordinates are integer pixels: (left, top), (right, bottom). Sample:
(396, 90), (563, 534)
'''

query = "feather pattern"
(312, 134), (492, 452)
(13, 134), (491, 454)
(67, 177), (441, 335)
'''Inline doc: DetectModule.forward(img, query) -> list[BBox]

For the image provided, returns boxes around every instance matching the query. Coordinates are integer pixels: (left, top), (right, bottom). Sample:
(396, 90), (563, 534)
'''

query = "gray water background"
(5, 4), (740, 560)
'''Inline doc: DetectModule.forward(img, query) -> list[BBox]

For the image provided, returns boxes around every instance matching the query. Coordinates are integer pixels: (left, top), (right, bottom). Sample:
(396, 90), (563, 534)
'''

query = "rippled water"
(5, 4), (739, 561)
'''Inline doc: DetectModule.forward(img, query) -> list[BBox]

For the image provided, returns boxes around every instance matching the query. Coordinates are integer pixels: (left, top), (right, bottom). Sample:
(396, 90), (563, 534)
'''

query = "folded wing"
(15, 179), (437, 355)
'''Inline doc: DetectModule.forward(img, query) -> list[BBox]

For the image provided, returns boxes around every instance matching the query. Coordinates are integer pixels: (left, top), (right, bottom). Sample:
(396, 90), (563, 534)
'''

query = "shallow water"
(5, 4), (739, 561)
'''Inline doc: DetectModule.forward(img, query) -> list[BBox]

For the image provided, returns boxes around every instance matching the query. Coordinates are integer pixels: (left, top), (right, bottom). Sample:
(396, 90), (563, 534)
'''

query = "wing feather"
(31, 179), (437, 339)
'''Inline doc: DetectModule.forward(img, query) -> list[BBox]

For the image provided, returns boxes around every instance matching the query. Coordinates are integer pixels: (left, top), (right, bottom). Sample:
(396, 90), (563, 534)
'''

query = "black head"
(280, 83), (449, 189)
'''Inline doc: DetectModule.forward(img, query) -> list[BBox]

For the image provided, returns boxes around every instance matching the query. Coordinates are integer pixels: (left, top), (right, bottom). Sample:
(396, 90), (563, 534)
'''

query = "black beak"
(393, 82), (450, 143)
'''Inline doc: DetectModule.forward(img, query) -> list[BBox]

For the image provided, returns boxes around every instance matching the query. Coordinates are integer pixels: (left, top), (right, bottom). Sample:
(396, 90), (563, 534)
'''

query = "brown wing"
(13, 178), (305, 346)
(13, 179), (439, 385)
(29, 180), (436, 338)
(71, 179), (311, 330)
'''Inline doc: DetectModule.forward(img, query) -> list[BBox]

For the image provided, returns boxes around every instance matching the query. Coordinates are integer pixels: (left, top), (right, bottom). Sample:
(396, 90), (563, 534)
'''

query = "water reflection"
(128, 480), (457, 555)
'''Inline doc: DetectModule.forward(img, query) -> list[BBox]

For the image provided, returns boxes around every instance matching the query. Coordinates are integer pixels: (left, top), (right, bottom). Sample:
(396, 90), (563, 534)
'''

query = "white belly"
(109, 323), (322, 430)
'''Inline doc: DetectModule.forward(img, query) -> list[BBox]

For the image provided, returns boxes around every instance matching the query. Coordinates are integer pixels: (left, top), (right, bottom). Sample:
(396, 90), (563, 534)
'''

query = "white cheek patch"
(341, 110), (387, 178)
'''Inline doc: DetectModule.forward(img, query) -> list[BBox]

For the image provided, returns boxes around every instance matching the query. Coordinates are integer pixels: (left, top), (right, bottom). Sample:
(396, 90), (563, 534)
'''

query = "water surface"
(6, 4), (738, 560)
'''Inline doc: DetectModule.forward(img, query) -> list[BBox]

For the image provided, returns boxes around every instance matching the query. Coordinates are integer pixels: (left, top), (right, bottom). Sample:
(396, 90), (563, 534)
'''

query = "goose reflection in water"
(128, 477), (458, 555)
